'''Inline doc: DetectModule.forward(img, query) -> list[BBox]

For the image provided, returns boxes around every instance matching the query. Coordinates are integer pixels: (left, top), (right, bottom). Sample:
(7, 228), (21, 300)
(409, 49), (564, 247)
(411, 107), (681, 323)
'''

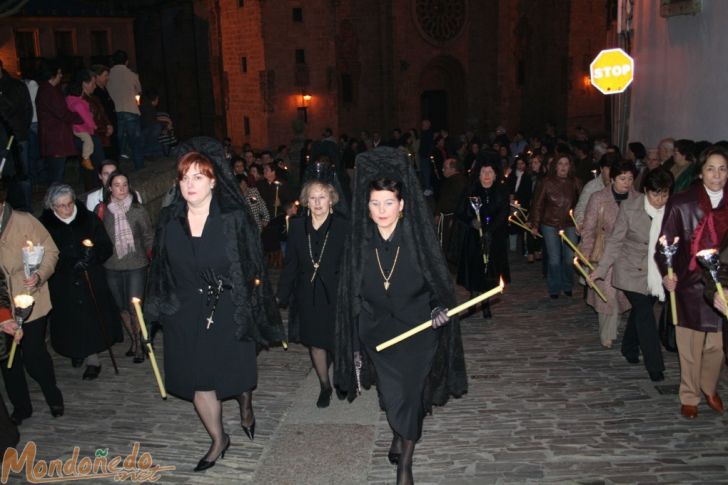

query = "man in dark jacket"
(435, 158), (468, 261)
(0, 61), (33, 211)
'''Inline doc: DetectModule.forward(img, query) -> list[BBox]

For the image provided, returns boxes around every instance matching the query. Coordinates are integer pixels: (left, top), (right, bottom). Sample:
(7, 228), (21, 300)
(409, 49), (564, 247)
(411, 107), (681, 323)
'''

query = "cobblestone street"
(4, 256), (728, 484)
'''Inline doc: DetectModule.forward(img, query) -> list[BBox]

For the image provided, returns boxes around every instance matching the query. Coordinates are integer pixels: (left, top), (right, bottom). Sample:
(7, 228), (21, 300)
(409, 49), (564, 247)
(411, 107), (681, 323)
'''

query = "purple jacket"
(36, 81), (82, 158)
(657, 184), (725, 332)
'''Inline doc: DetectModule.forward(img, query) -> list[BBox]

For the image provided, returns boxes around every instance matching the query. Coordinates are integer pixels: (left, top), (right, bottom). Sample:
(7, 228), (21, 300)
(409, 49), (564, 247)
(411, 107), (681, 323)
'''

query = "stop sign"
(589, 48), (634, 95)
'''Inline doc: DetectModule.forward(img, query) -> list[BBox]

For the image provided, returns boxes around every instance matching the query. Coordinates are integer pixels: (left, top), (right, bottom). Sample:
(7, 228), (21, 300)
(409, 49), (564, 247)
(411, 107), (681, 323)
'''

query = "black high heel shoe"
(242, 419), (256, 441)
(193, 435), (230, 472)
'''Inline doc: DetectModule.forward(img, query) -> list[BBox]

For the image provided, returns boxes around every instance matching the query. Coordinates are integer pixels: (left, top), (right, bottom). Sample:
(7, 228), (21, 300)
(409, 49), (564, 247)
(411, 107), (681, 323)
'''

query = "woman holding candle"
(98, 171), (153, 363)
(0, 186), (62, 424)
(589, 168), (673, 380)
(658, 145), (728, 419)
(277, 169), (348, 408)
(527, 154), (583, 299)
(579, 159), (638, 348)
(40, 183), (122, 380)
(145, 138), (284, 471)
(334, 148), (467, 485)
(456, 156), (511, 319)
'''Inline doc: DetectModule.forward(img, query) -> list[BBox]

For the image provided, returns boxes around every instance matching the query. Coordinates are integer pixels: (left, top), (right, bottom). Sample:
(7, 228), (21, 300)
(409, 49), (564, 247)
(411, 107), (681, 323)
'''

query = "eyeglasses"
(54, 201), (75, 210)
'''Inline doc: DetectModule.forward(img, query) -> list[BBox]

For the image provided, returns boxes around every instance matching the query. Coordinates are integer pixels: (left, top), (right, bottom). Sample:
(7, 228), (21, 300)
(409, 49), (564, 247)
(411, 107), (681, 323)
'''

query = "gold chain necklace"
(374, 246), (400, 291)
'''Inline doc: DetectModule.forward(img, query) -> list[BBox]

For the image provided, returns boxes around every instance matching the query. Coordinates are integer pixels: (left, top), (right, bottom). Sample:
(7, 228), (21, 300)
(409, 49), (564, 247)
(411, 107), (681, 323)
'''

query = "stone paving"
(3, 255), (728, 484)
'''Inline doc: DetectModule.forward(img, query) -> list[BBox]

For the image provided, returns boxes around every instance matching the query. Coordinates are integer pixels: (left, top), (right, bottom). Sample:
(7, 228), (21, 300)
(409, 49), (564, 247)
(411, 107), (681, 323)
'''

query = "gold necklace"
(374, 246), (400, 291)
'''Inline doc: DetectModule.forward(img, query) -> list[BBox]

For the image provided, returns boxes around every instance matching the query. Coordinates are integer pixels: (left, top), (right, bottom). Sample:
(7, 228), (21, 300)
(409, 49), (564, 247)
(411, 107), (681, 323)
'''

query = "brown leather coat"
(529, 175), (582, 229)
(657, 185), (724, 332)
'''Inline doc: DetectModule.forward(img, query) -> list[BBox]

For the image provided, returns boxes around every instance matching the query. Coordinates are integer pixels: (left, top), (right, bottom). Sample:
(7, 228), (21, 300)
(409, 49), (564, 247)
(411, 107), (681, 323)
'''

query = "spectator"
(0, 60), (33, 211)
(107, 50), (143, 169)
(36, 60), (82, 185)
(90, 64), (118, 160)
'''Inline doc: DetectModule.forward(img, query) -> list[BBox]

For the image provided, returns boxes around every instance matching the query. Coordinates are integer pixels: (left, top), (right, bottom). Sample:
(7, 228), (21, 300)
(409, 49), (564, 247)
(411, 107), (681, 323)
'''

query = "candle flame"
(13, 294), (34, 308)
(569, 209), (574, 216)
(558, 230), (565, 236)
(294, 200), (300, 206)
(25, 240), (33, 250)
(82, 239), (93, 247)
(573, 256), (579, 265)
(131, 297), (141, 304)
(254, 278), (261, 286)
(499, 276), (505, 289)
(696, 248), (718, 258)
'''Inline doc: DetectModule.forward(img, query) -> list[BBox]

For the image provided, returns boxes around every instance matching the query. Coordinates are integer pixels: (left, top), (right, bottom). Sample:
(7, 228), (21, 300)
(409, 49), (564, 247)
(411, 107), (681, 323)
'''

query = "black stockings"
(309, 347), (331, 391)
(193, 391), (228, 461)
(397, 438), (415, 485)
(236, 390), (255, 428)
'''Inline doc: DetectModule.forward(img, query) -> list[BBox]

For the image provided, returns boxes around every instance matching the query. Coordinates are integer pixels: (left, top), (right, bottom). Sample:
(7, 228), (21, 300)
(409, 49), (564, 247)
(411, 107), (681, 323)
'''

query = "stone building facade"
(199, 0), (610, 150)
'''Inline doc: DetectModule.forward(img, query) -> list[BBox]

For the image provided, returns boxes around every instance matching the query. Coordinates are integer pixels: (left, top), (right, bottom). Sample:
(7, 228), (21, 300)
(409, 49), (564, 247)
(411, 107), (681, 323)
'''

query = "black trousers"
(622, 291), (665, 373)
(0, 317), (63, 414)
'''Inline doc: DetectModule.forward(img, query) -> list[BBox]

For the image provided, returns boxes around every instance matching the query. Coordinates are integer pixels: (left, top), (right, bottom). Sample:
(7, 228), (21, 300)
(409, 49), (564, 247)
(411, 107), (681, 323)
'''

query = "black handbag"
(658, 304), (678, 353)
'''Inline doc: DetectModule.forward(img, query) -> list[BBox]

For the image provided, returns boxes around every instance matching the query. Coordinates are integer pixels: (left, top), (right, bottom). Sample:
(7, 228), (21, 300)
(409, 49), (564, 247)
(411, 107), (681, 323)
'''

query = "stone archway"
(419, 55), (467, 134)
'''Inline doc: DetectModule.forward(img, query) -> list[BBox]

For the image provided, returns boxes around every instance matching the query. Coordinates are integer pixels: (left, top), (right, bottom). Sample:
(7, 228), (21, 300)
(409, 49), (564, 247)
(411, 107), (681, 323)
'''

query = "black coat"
(146, 197), (284, 346)
(277, 214), (348, 351)
(40, 202), (123, 358)
(456, 183), (511, 290)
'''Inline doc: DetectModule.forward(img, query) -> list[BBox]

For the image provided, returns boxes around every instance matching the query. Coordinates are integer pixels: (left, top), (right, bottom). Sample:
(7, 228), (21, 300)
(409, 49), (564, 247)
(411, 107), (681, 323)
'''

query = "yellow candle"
(666, 266), (678, 326)
(508, 216), (542, 238)
(376, 278), (505, 352)
(573, 258), (607, 302)
(131, 298), (167, 399)
(560, 230), (594, 271)
(716, 282), (728, 319)
(569, 209), (579, 229)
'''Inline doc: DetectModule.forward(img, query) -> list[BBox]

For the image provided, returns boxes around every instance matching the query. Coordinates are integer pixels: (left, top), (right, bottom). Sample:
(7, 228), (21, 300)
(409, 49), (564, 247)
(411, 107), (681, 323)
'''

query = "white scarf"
(644, 196), (665, 301)
(55, 205), (77, 224)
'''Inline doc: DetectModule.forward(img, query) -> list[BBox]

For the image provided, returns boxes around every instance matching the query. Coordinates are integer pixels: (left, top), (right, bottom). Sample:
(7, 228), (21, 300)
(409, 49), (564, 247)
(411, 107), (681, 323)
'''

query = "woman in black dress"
(334, 147), (467, 485)
(277, 176), (347, 408)
(145, 138), (284, 472)
(456, 157), (511, 318)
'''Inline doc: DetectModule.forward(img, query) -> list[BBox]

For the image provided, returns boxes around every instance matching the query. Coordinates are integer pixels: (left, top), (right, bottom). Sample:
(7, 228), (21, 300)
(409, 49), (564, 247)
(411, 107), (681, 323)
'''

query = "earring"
(398, 211), (403, 220)
(329, 207), (333, 215)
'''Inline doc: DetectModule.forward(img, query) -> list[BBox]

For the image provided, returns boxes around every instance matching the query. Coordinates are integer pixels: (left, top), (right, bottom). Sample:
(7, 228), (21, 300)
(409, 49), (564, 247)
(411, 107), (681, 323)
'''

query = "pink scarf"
(107, 195), (135, 259)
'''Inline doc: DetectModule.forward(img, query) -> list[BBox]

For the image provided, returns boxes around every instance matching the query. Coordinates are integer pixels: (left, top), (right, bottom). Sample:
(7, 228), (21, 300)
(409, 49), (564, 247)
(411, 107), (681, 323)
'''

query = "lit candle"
(569, 209), (579, 229)
(658, 235), (679, 325)
(573, 258), (607, 302)
(376, 277), (505, 352)
(559, 230), (594, 271)
(7, 294), (34, 369)
(82, 239), (93, 248)
(131, 298), (167, 399)
(696, 248), (728, 318)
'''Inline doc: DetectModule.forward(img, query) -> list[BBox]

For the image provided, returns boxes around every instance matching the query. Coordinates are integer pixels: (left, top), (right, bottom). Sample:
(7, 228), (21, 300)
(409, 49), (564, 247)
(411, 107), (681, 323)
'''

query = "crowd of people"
(0, 51), (175, 213)
(1, 62), (727, 482)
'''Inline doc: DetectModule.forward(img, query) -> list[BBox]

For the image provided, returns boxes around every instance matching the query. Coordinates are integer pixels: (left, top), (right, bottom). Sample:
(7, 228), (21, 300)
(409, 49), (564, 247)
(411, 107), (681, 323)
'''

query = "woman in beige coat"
(0, 194), (62, 424)
(579, 160), (638, 348)
(590, 168), (674, 381)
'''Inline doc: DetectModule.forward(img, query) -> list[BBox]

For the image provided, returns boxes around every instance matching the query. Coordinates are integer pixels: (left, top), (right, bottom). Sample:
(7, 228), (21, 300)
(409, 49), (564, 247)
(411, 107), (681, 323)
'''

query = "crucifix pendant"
(206, 316), (214, 329)
(384, 281), (390, 291)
